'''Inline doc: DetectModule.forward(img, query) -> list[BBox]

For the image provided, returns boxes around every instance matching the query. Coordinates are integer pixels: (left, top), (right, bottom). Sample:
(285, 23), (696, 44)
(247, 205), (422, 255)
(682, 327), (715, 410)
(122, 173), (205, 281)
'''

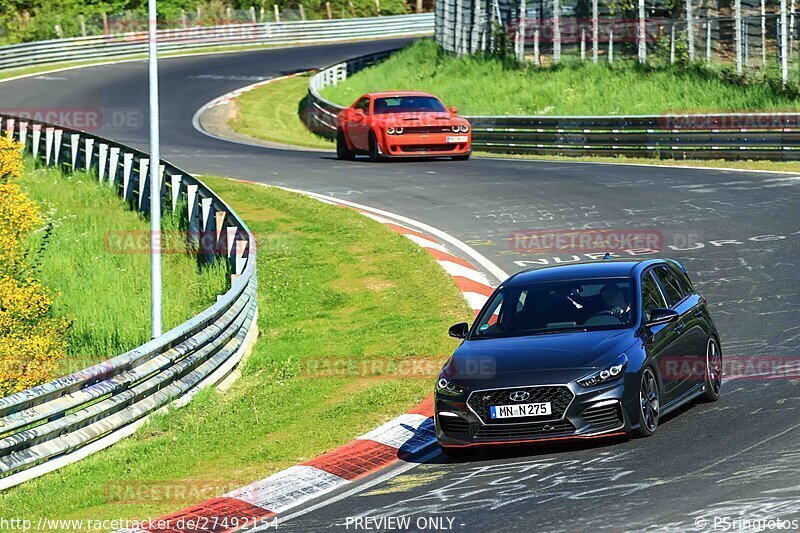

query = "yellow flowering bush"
(0, 135), (68, 396)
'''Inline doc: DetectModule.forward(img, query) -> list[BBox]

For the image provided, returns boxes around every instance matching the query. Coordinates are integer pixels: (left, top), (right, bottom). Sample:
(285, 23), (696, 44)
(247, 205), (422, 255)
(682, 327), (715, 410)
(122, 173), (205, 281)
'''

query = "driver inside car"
(600, 282), (632, 320)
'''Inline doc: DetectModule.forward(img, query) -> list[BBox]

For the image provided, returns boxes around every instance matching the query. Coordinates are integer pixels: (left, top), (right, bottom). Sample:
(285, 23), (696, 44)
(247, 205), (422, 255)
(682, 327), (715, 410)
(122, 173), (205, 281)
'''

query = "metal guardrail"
(0, 113), (258, 490)
(307, 51), (800, 160)
(0, 14), (434, 71)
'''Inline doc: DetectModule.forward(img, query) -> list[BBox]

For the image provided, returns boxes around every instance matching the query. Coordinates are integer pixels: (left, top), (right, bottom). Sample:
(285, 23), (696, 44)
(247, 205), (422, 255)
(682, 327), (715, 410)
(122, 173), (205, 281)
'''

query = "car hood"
(374, 112), (466, 126)
(444, 329), (638, 387)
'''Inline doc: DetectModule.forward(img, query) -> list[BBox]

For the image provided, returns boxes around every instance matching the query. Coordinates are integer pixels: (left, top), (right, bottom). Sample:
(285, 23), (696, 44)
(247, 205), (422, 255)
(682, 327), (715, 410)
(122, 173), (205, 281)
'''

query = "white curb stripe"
(226, 465), (348, 513)
(463, 292), (490, 311)
(437, 260), (493, 287)
(356, 413), (430, 449)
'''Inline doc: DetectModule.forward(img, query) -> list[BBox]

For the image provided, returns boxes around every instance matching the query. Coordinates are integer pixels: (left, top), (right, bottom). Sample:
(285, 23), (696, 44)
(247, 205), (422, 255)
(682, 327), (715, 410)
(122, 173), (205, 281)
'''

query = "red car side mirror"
(353, 109), (366, 121)
(449, 106), (459, 115)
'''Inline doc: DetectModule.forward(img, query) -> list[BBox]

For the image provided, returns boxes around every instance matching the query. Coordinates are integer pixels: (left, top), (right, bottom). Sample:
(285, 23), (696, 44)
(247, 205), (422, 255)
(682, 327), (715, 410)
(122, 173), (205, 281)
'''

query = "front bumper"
(435, 380), (634, 448)
(381, 132), (471, 157)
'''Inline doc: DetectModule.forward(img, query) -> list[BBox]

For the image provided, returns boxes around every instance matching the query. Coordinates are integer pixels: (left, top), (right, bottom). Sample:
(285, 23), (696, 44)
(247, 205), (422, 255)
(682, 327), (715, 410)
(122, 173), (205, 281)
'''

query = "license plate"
(446, 135), (468, 143)
(489, 402), (552, 419)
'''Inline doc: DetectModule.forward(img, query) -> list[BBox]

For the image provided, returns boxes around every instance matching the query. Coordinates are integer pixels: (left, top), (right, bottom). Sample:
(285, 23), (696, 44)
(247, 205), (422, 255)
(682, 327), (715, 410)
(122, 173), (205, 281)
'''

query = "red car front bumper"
(380, 132), (471, 157)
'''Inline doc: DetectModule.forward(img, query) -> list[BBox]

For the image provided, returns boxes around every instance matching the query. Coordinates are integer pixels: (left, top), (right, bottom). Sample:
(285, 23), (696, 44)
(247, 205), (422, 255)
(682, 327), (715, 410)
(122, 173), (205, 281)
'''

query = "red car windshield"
(373, 96), (447, 114)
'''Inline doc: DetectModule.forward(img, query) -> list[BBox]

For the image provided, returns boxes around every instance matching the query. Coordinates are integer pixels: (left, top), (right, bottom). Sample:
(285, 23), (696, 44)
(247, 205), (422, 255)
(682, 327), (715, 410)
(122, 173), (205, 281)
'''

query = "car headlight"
(577, 353), (628, 387)
(436, 375), (467, 395)
(395, 127), (403, 134)
(451, 125), (460, 133)
(386, 126), (396, 134)
(459, 124), (469, 133)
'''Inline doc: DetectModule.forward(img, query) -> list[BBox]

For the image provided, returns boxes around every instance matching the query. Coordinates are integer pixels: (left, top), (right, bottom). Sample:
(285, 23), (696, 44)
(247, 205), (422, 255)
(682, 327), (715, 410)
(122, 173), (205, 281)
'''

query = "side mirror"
(646, 308), (679, 328)
(448, 322), (469, 339)
(353, 109), (365, 121)
(449, 106), (459, 115)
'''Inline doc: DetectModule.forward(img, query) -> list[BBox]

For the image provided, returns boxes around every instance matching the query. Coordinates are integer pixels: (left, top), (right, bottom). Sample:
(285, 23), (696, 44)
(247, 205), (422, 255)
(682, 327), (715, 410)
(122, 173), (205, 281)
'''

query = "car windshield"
(472, 277), (636, 339)
(373, 96), (447, 114)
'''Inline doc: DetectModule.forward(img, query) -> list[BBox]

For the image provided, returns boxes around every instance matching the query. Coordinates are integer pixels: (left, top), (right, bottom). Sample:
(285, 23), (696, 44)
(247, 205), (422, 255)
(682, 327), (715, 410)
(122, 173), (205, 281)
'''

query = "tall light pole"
(148, 0), (162, 338)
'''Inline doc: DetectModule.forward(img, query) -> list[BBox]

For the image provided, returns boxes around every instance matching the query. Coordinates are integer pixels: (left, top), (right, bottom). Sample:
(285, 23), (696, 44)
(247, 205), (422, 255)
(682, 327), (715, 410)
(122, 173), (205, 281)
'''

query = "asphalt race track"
(3, 39), (800, 532)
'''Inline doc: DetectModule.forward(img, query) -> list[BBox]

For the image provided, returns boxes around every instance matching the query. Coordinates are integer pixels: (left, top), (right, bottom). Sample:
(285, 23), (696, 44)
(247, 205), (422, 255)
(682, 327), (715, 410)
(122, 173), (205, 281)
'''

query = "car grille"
(400, 126), (454, 134)
(474, 420), (575, 439)
(467, 386), (574, 425)
(439, 416), (470, 436)
(581, 401), (624, 432)
(399, 144), (458, 153)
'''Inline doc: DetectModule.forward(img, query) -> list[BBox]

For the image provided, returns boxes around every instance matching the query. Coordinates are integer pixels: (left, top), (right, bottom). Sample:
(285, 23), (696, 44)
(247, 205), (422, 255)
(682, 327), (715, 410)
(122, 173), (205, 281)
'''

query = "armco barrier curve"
(0, 113), (258, 490)
(0, 14), (434, 70)
(306, 52), (800, 160)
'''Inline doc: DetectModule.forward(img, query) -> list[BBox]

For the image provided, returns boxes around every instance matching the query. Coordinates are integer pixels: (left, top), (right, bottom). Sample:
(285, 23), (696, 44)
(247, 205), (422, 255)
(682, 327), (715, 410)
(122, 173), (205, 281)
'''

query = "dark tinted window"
(654, 266), (688, 306)
(473, 277), (635, 339)
(373, 96), (446, 114)
(354, 98), (370, 114)
(641, 271), (667, 318)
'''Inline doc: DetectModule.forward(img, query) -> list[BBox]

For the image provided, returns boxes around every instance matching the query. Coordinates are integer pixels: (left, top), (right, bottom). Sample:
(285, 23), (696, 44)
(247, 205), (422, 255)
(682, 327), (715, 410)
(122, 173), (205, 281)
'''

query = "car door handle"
(674, 323), (685, 334)
(694, 309), (704, 318)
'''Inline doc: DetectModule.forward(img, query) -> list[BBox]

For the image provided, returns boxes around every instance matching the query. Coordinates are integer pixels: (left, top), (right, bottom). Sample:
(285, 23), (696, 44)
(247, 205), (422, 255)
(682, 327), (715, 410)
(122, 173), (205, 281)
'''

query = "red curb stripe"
(406, 394), (435, 417)
(142, 497), (274, 532)
(302, 439), (399, 481)
(423, 248), (475, 269)
(384, 222), (430, 241)
(452, 276), (494, 297)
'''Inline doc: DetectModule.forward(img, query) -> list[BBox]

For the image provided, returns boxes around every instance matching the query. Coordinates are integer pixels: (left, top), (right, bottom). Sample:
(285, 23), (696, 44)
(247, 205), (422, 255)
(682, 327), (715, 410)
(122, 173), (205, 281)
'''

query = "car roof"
(364, 91), (438, 99)
(503, 259), (664, 287)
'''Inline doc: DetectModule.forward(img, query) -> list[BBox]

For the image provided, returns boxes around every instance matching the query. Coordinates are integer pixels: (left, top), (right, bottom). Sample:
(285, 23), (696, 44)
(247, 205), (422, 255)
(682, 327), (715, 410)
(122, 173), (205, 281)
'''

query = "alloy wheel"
(640, 368), (660, 433)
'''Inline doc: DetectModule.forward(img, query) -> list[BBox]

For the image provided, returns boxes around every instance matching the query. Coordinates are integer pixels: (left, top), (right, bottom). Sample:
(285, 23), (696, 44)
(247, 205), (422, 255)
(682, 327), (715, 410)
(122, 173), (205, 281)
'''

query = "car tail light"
(451, 125), (460, 133)
(459, 124), (469, 133)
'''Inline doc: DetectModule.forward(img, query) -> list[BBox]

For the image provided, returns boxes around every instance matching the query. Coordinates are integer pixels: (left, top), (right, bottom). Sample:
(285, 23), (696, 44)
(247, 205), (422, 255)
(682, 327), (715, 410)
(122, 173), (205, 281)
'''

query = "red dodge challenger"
(335, 92), (472, 161)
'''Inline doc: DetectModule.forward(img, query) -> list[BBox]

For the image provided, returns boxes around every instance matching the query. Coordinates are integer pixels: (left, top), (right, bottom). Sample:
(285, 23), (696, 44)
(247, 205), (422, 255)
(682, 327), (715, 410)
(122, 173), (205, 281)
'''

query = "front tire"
(635, 367), (660, 437)
(702, 337), (722, 402)
(368, 132), (382, 162)
(336, 130), (355, 160)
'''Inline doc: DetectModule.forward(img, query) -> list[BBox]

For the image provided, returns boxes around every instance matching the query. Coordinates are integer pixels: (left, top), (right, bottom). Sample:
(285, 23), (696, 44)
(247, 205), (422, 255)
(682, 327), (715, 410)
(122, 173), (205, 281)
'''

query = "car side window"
(354, 98), (370, 115)
(641, 271), (667, 319)
(653, 266), (688, 306)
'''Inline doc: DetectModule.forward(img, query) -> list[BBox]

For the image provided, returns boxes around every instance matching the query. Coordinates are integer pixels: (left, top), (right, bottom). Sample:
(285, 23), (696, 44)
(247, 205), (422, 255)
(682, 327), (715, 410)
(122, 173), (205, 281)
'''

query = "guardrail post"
(226, 226), (238, 270)
(215, 210), (227, 258)
(108, 147), (120, 185)
(122, 152), (134, 201)
(53, 129), (63, 166)
(592, 0), (598, 62)
(32, 124), (41, 158)
(187, 184), (199, 246)
(761, 0), (767, 66)
(274, 5), (280, 22)
(85, 138), (95, 172)
(300, 4), (306, 20)
(686, 0), (695, 62)
(70, 133), (80, 169)
(5, 118), (14, 140)
(580, 28), (586, 62)
(18, 122), (28, 147)
(200, 197), (213, 261)
(735, 0), (742, 75)
(45, 127), (54, 166)
(670, 24), (675, 64)
(98, 143), (108, 182)
(170, 174), (183, 211)
(553, 0), (561, 63)
(234, 239), (248, 281)
(706, 20), (711, 63)
(138, 158), (149, 211)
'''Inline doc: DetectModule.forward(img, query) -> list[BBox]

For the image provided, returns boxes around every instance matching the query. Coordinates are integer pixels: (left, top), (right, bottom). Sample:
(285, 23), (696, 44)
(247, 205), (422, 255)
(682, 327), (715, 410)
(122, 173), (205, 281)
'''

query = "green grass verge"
(321, 39), (800, 115)
(227, 74), (333, 150)
(19, 159), (228, 362)
(0, 176), (468, 526)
